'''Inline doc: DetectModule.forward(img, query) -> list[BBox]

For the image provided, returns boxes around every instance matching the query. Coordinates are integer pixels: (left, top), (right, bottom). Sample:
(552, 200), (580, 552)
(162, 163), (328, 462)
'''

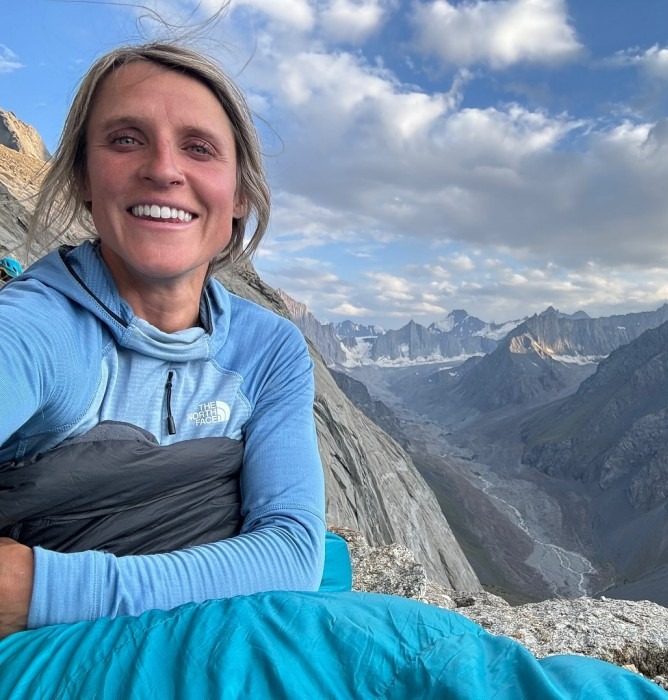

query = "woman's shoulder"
(210, 279), (305, 343)
(0, 271), (109, 367)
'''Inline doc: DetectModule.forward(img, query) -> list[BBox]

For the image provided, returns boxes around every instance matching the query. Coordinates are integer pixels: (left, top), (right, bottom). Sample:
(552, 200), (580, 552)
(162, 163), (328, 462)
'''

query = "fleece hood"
(22, 241), (232, 362)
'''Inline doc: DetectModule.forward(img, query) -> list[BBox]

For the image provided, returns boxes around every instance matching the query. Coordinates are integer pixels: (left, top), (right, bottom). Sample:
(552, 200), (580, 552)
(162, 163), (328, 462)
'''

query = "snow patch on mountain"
(475, 320), (523, 341)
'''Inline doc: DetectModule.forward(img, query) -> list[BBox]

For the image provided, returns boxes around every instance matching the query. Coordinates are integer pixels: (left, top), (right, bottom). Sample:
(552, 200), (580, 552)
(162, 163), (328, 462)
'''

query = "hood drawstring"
(165, 371), (177, 435)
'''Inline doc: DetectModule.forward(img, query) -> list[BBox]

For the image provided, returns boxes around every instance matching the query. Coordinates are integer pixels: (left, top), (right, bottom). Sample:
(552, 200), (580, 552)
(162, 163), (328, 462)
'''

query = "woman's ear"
(81, 173), (92, 204)
(233, 191), (247, 219)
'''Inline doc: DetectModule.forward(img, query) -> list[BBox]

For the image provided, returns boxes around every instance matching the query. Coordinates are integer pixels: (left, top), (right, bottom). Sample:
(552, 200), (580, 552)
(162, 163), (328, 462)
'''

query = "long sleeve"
(0, 281), (97, 456)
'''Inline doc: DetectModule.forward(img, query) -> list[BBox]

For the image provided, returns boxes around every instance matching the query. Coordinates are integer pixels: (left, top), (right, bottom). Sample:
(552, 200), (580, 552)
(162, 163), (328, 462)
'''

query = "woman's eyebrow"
(93, 115), (139, 131)
(94, 115), (231, 143)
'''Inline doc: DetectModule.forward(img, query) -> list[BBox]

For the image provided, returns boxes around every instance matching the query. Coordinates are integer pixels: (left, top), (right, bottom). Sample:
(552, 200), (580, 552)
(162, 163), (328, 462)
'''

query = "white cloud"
(610, 44), (668, 81)
(0, 45), (22, 74)
(331, 301), (374, 316)
(270, 74), (668, 271)
(411, 0), (583, 68)
(366, 271), (413, 301)
(269, 48), (463, 135)
(234, 0), (315, 30)
(389, 257), (668, 325)
(450, 254), (475, 271)
(320, 0), (388, 43)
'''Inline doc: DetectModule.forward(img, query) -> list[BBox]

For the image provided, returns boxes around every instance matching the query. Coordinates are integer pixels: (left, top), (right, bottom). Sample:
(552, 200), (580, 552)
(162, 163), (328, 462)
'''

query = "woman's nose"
(139, 142), (184, 186)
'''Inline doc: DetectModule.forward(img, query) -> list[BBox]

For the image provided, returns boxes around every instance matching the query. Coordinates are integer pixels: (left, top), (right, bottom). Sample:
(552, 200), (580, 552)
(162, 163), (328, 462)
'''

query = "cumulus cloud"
(320, 0), (388, 43)
(234, 0), (315, 30)
(610, 44), (668, 81)
(383, 256), (668, 324)
(450, 254), (476, 271)
(272, 48), (459, 129)
(411, 0), (583, 68)
(0, 45), (22, 74)
(331, 301), (375, 316)
(268, 69), (668, 271)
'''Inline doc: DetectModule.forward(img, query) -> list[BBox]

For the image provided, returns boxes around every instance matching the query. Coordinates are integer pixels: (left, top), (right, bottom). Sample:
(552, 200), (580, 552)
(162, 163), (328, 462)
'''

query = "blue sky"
(3, 0), (668, 328)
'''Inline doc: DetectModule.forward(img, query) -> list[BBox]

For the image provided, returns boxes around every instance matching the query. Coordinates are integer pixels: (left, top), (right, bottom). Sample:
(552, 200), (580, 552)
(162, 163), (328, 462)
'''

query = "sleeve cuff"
(27, 547), (104, 629)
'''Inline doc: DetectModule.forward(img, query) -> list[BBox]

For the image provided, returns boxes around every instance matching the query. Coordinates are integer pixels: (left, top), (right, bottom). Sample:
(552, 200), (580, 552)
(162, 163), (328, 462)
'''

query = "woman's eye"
(189, 142), (213, 156)
(113, 135), (137, 146)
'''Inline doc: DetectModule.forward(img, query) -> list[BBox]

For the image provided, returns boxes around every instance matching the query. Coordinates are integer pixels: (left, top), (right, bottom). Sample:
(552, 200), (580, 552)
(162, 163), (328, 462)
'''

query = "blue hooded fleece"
(0, 241), (325, 629)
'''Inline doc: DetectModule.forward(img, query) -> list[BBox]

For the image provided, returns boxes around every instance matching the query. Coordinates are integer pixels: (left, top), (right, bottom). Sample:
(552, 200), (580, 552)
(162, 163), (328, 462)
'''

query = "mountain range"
(386, 304), (668, 425)
(281, 286), (668, 377)
(281, 290), (668, 604)
(278, 289), (523, 367)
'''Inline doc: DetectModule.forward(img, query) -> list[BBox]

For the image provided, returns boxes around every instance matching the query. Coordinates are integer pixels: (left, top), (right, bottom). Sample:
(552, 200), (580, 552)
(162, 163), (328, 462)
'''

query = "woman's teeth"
(131, 204), (193, 221)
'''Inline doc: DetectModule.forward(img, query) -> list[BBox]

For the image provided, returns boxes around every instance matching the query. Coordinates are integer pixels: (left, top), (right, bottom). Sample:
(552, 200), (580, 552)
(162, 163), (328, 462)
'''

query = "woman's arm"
(0, 539), (33, 639)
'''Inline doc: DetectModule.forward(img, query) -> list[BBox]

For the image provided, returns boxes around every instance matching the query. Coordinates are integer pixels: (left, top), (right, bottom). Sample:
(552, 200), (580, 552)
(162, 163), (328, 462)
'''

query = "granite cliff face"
(276, 289), (347, 365)
(519, 305), (668, 357)
(0, 112), (480, 591)
(0, 109), (50, 161)
(329, 368), (409, 449)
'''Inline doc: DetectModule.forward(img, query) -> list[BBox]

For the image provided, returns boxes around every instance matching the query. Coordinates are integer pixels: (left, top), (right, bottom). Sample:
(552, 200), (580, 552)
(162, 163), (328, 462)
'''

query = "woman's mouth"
(130, 204), (195, 222)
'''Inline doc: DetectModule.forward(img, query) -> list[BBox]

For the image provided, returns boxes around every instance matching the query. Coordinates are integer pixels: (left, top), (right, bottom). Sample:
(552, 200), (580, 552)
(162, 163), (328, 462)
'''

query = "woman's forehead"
(89, 61), (234, 133)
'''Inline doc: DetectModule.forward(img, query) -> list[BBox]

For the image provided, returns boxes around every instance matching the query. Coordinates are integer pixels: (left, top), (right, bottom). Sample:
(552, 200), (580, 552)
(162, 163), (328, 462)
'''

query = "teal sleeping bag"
(0, 590), (664, 699)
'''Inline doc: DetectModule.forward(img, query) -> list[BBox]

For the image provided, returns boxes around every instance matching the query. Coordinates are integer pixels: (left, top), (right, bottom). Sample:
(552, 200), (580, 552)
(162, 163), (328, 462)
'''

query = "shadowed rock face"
(518, 321), (668, 602)
(0, 113), (480, 592)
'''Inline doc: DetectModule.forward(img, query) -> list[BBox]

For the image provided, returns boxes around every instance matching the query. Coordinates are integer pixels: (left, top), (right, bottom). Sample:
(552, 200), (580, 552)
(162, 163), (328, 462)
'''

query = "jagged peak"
(448, 309), (470, 321)
(540, 306), (560, 316)
(0, 108), (50, 161)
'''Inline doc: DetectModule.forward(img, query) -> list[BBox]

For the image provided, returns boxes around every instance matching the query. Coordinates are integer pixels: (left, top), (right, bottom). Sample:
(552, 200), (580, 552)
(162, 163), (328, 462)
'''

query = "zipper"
(165, 370), (177, 436)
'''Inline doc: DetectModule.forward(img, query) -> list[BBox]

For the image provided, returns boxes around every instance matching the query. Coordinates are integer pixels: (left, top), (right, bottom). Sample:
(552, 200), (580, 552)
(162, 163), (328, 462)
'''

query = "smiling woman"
(0, 31), (666, 700)
(83, 61), (246, 330)
(0, 41), (324, 637)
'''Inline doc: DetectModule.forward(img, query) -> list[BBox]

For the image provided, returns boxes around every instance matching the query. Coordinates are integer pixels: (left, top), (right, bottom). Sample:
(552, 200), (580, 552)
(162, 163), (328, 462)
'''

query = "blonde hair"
(31, 42), (270, 272)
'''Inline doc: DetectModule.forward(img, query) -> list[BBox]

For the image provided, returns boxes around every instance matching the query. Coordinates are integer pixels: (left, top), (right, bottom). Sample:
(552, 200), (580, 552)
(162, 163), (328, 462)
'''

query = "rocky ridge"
(276, 289), (346, 365)
(0, 109), (50, 161)
(452, 304), (668, 413)
(522, 319), (668, 491)
(329, 368), (409, 449)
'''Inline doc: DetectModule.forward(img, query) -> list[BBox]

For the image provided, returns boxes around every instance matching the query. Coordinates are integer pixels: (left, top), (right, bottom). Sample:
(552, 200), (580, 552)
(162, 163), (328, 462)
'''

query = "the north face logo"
(188, 400), (231, 427)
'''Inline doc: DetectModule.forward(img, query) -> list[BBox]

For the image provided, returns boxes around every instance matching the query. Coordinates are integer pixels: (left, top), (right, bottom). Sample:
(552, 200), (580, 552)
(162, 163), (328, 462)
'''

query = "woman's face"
(82, 61), (245, 295)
